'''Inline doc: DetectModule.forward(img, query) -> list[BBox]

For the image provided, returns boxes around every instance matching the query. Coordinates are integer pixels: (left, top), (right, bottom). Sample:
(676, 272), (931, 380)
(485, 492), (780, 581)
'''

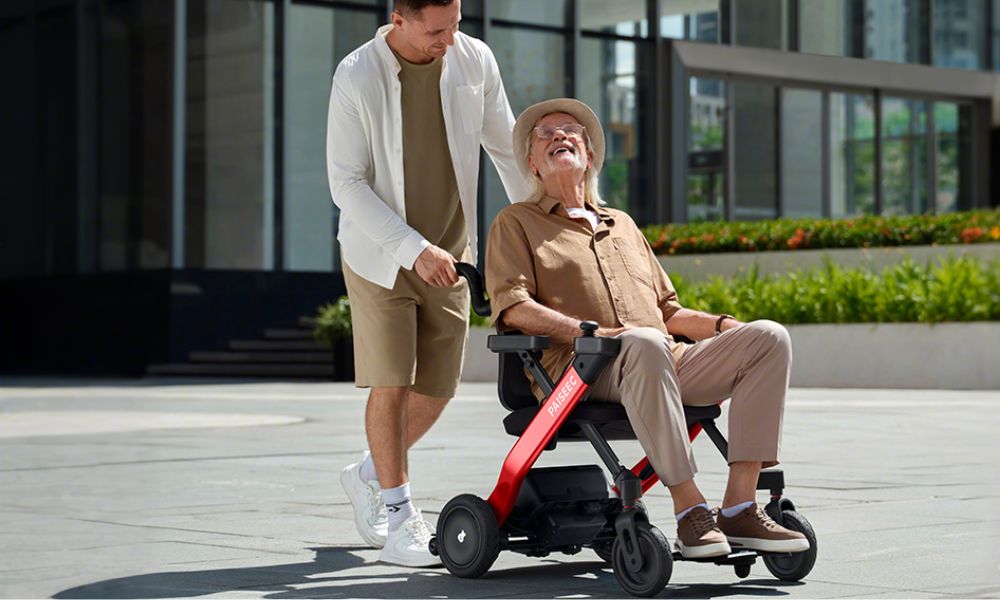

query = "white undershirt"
(566, 207), (599, 231)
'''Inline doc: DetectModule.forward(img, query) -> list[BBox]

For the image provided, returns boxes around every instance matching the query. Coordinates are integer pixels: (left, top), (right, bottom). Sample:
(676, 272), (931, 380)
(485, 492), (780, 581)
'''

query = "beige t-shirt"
(392, 48), (468, 259)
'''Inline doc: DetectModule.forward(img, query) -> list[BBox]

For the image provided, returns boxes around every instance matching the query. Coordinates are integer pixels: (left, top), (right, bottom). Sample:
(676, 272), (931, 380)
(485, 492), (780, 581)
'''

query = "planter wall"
(658, 243), (1000, 283)
(461, 323), (1000, 390)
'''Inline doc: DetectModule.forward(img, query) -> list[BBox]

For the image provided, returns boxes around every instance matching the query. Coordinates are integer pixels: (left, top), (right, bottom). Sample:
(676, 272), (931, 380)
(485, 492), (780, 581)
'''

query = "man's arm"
(502, 300), (626, 345)
(666, 308), (742, 341)
(478, 45), (534, 203)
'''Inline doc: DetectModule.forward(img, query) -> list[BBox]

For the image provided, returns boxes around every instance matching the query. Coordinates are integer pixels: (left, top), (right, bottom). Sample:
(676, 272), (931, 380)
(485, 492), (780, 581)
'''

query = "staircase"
(147, 318), (336, 378)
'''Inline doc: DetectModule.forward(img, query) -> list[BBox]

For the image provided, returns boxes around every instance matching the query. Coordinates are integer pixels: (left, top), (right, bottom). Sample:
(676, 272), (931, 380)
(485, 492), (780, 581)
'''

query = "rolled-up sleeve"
(485, 210), (536, 327)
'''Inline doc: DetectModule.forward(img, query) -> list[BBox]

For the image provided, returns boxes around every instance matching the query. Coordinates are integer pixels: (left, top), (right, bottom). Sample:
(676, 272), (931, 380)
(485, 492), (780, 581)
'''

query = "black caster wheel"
(592, 540), (613, 563)
(734, 563), (751, 578)
(762, 510), (818, 582)
(611, 522), (672, 597)
(437, 494), (500, 578)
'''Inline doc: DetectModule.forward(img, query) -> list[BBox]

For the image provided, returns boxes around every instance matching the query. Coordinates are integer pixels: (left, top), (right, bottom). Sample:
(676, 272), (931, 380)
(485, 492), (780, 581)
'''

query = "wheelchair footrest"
(756, 469), (784, 495)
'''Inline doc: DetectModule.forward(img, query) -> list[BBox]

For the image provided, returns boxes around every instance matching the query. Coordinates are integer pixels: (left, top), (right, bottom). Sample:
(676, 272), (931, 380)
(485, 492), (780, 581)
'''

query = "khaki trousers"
(587, 320), (792, 487)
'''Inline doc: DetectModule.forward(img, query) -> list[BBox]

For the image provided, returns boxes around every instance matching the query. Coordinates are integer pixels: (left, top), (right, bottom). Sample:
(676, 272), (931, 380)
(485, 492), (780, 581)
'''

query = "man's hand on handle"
(414, 245), (459, 288)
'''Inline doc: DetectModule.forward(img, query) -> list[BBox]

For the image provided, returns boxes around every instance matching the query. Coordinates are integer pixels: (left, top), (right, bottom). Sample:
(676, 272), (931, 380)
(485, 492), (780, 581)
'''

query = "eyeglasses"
(533, 123), (586, 140)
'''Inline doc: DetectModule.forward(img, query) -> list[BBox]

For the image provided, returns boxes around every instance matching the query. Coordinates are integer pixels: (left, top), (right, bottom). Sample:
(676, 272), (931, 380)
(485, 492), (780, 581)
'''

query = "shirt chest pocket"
(454, 83), (484, 134)
(611, 237), (653, 287)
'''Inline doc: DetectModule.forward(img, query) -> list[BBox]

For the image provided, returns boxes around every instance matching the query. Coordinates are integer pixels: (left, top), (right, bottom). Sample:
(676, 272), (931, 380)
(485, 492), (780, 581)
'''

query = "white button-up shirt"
(326, 25), (532, 289)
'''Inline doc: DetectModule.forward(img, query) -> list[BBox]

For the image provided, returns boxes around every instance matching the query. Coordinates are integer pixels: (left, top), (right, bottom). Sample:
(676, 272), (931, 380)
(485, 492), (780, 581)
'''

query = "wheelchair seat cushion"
(502, 401), (722, 440)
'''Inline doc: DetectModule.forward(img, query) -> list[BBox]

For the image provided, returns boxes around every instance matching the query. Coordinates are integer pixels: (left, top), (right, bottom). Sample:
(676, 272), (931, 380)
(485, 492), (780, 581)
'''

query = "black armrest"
(487, 334), (550, 353)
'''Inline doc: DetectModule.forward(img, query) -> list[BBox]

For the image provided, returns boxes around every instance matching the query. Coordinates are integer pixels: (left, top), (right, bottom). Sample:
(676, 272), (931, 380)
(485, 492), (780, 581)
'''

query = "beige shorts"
(342, 256), (470, 398)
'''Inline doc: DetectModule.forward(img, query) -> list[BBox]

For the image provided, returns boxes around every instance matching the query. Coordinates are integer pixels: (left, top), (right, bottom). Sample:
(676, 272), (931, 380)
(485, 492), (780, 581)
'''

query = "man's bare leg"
(722, 461), (762, 509)
(404, 390), (449, 448)
(667, 478), (708, 515)
(366, 386), (408, 489)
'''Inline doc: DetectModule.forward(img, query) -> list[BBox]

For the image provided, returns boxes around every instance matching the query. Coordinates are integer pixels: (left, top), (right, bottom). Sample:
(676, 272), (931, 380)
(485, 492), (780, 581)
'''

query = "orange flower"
(960, 227), (983, 243)
(991, 226), (1000, 240)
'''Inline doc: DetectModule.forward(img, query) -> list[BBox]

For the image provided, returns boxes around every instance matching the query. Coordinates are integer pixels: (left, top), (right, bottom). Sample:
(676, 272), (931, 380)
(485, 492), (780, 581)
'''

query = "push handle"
(455, 262), (491, 318)
(579, 321), (599, 337)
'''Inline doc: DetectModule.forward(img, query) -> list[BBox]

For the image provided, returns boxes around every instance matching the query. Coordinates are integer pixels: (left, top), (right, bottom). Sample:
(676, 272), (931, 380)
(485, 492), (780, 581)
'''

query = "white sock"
(359, 453), (378, 484)
(383, 483), (416, 531)
(720, 501), (754, 518)
(675, 502), (710, 522)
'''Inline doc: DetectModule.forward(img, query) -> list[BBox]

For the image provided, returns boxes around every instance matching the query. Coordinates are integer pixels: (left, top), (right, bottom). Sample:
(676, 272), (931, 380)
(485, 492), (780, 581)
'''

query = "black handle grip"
(455, 262), (491, 318)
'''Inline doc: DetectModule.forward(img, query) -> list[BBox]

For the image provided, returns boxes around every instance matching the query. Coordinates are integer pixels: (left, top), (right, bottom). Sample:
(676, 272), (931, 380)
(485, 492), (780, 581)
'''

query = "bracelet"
(715, 314), (734, 335)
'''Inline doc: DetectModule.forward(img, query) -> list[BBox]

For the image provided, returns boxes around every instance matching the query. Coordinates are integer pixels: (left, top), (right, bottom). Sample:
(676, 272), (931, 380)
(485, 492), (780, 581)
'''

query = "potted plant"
(313, 296), (354, 381)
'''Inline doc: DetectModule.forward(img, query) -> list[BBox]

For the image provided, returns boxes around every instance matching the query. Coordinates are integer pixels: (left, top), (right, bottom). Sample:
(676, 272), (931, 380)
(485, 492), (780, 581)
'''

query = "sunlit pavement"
(1, 379), (998, 599)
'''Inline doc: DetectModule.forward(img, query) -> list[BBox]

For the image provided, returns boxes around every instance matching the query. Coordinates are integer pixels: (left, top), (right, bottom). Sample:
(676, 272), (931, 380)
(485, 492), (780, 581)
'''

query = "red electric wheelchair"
(427, 263), (817, 597)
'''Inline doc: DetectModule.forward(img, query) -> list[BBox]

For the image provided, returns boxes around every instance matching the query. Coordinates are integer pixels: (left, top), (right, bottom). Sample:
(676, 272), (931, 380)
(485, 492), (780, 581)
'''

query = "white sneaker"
(379, 511), (442, 568)
(339, 452), (387, 548)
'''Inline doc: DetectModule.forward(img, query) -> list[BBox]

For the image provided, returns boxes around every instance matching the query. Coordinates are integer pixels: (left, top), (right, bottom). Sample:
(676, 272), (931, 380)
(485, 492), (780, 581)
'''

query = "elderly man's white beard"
(544, 152), (587, 174)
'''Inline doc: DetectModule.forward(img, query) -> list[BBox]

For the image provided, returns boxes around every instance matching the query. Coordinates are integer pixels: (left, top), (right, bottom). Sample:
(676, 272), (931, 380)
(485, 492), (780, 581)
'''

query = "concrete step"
(263, 328), (315, 340)
(189, 351), (333, 364)
(147, 363), (334, 377)
(229, 339), (328, 351)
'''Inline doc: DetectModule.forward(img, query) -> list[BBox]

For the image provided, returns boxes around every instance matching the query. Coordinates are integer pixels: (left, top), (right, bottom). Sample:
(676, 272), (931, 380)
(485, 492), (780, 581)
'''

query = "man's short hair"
(394, 0), (455, 19)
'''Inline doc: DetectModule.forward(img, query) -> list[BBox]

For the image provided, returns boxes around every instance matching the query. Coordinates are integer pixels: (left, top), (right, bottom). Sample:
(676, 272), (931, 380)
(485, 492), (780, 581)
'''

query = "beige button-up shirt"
(486, 195), (687, 383)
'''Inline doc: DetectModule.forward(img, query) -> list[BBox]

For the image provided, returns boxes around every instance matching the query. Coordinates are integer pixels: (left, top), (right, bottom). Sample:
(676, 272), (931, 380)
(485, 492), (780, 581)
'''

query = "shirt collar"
(374, 23), (452, 76)
(537, 195), (614, 223)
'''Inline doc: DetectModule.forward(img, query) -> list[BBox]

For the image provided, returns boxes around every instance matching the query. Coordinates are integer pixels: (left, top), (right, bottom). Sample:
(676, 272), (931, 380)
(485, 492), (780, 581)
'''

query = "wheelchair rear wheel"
(592, 540), (613, 563)
(611, 521), (672, 597)
(437, 494), (500, 578)
(762, 510), (817, 581)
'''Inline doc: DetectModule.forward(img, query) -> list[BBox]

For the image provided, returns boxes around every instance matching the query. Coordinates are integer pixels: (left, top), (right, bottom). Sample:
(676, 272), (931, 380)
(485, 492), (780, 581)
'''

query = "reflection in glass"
(99, 0), (172, 270)
(490, 0), (569, 27)
(781, 89), (823, 218)
(799, 0), (855, 57)
(830, 93), (876, 217)
(881, 97), (927, 215)
(687, 77), (725, 222)
(579, 38), (641, 212)
(660, 0), (719, 42)
(286, 5), (377, 272)
(934, 103), (960, 213)
(732, 0), (784, 50)
(732, 82), (777, 220)
(185, 0), (275, 270)
(994, 0), (1000, 71)
(579, 0), (647, 37)
(864, 0), (926, 64)
(933, 0), (986, 70)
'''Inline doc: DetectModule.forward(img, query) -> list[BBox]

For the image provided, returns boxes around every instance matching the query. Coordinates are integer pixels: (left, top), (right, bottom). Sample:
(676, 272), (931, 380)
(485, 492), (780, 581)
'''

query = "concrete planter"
(462, 322), (1000, 390)
(658, 242), (1000, 282)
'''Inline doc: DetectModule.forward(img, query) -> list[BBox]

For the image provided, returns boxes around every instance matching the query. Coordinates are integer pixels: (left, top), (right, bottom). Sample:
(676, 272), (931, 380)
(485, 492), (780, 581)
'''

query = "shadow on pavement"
(54, 547), (802, 599)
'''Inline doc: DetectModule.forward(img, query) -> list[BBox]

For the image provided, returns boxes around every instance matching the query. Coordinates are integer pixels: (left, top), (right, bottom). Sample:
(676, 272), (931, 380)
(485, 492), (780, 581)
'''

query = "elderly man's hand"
(415, 245), (459, 288)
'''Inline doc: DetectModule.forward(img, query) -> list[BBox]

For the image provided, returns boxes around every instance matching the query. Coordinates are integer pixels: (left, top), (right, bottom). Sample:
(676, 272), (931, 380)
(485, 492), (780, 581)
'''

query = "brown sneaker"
(716, 504), (810, 553)
(674, 505), (731, 559)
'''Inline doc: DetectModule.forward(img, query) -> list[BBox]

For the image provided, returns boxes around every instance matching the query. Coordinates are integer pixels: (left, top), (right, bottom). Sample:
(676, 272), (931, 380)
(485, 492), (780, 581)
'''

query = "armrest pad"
(487, 334), (550, 353)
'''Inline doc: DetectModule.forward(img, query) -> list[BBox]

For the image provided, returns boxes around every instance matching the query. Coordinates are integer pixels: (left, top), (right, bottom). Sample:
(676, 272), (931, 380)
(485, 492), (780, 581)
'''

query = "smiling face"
(527, 112), (592, 182)
(391, 0), (462, 62)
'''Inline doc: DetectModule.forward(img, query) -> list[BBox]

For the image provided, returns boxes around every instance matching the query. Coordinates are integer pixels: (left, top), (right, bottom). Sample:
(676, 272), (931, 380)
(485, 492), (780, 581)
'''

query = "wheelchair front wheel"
(611, 521), (672, 597)
(437, 494), (500, 578)
(762, 510), (817, 581)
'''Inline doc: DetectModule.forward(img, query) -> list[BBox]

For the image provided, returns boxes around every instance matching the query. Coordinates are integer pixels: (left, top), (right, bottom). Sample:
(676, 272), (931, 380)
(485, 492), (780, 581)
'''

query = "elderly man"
(484, 98), (810, 560)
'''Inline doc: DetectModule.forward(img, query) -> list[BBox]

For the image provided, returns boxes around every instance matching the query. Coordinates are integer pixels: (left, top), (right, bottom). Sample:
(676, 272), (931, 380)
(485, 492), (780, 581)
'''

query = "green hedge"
(314, 295), (490, 342)
(673, 256), (1000, 325)
(642, 209), (1000, 255)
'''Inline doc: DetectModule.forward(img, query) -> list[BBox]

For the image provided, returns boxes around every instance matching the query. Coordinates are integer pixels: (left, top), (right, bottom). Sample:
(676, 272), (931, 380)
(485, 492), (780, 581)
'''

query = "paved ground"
(1, 379), (999, 599)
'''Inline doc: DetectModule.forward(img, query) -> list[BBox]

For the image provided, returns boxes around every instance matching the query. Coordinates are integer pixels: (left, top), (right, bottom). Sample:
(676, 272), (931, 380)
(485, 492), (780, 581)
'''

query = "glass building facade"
(1, 0), (998, 374)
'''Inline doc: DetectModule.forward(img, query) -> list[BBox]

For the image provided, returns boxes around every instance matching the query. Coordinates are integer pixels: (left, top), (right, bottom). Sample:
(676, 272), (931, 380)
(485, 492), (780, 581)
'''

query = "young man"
(326, 0), (530, 567)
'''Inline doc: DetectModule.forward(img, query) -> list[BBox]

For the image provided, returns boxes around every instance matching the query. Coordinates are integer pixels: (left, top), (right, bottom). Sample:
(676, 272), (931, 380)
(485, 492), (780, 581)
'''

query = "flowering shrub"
(642, 209), (1000, 255)
(673, 256), (1000, 324)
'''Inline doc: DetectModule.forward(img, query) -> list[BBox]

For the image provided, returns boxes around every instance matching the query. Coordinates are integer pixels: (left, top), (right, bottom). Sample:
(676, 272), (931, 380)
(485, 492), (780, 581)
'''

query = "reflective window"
(934, 103), (960, 212)
(99, 0), (173, 271)
(994, 0), (1000, 70)
(185, 0), (276, 270)
(881, 97), (928, 215)
(732, 82), (778, 220)
(489, 0), (569, 27)
(798, 0), (857, 57)
(687, 77), (726, 222)
(830, 93), (876, 217)
(660, 0), (719, 42)
(579, 0), (647, 37)
(579, 37), (644, 212)
(863, 0), (926, 64)
(781, 89), (823, 218)
(933, 0), (987, 70)
(732, 0), (784, 50)
(286, 4), (378, 272)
